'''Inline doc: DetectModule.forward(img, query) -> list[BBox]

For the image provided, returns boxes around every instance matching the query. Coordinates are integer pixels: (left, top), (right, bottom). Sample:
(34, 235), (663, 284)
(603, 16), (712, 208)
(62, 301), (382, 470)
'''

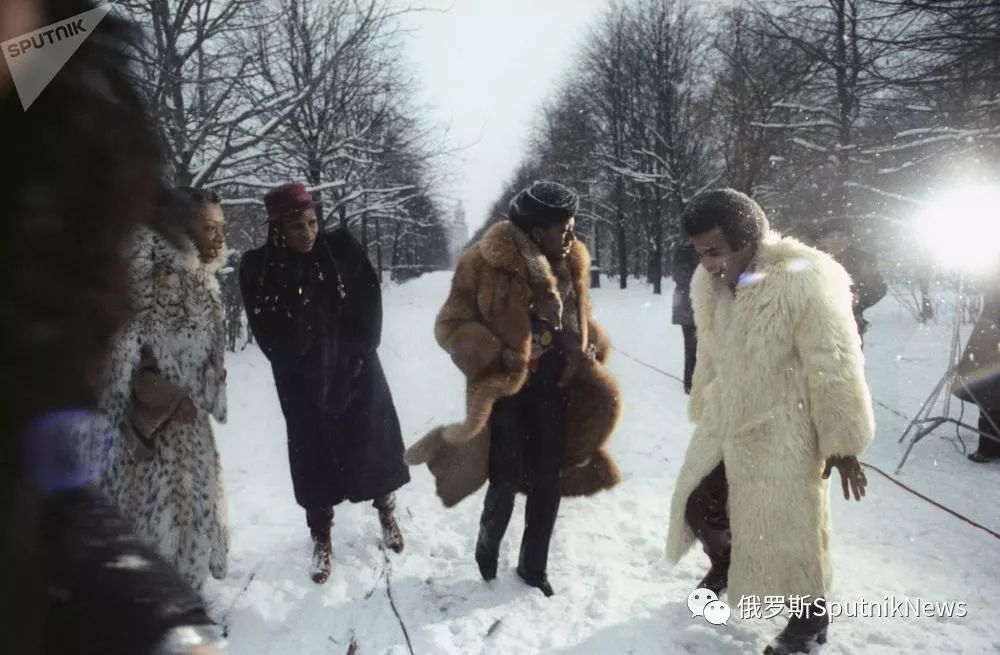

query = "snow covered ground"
(208, 273), (1000, 654)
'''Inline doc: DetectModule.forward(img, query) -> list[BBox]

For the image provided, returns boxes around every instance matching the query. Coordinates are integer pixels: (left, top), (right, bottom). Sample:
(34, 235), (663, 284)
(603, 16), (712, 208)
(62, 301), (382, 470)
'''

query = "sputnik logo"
(2, 3), (114, 110)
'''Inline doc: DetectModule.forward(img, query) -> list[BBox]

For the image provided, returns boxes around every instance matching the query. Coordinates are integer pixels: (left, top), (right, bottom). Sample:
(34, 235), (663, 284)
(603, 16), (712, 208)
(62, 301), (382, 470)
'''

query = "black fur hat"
(681, 188), (769, 250)
(509, 181), (579, 232)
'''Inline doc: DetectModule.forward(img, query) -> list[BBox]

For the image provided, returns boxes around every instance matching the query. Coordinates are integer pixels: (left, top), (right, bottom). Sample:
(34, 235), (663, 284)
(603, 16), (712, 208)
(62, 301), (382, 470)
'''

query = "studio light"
(914, 185), (1000, 273)
(898, 183), (1000, 471)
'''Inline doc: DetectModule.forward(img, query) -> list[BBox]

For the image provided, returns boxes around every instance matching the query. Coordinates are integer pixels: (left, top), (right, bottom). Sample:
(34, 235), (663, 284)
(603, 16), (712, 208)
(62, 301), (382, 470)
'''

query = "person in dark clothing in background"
(671, 239), (699, 394)
(239, 183), (409, 585)
(816, 218), (887, 342)
(1, 1), (220, 652)
(954, 277), (1000, 463)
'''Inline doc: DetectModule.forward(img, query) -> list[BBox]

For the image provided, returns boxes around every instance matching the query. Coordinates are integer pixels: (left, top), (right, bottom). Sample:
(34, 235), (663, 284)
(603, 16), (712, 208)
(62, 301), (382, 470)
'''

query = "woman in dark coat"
(671, 239), (699, 394)
(239, 183), (409, 584)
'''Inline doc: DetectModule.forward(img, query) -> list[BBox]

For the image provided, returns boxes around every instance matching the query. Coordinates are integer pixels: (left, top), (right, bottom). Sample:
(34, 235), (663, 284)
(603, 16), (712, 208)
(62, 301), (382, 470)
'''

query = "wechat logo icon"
(688, 587), (732, 626)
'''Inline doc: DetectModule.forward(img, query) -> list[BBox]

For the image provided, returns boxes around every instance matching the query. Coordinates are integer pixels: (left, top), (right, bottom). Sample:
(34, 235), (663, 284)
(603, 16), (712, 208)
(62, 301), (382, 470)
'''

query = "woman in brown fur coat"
(405, 181), (622, 596)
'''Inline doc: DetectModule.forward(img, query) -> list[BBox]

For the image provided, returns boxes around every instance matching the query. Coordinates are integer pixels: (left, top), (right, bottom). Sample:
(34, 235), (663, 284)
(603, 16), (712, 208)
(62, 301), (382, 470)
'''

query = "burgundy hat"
(264, 182), (317, 221)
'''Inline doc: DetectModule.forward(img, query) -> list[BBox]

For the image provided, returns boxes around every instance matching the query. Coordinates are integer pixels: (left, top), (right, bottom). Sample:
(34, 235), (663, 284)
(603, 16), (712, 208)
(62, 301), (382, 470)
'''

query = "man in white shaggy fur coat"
(664, 189), (874, 655)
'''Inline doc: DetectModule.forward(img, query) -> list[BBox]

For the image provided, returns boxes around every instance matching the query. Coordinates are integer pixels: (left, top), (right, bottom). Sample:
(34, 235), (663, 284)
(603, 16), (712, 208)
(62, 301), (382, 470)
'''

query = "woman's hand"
(173, 397), (198, 425)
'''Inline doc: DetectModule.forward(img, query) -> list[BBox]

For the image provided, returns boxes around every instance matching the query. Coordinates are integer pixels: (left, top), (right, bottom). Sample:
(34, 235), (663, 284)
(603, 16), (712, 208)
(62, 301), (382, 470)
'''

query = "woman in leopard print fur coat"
(91, 187), (229, 591)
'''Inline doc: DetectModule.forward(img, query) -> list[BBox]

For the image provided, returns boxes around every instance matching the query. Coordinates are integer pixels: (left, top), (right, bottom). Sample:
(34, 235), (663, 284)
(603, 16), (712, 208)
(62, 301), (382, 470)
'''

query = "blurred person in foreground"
(0, 0), (221, 652)
(664, 190), (874, 654)
(239, 183), (409, 584)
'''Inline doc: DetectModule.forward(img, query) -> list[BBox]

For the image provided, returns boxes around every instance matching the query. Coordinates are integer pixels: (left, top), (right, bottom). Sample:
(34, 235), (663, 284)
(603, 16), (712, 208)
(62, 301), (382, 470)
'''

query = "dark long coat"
(239, 226), (409, 509)
(954, 280), (1000, 410)
(837, 245), (887, 334)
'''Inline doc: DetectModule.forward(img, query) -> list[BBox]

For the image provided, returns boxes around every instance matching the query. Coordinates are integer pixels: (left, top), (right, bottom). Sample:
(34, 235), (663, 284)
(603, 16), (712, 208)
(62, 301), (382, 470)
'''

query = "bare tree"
(201, 0), (452, 276)
(582, 2), (635, 289)
(710, 6), (816, 201)
(860, 0), (1000, 195)
(746, 0), (910, 225)
(118, 0), (336, 185)
(623, 0), (716, 293)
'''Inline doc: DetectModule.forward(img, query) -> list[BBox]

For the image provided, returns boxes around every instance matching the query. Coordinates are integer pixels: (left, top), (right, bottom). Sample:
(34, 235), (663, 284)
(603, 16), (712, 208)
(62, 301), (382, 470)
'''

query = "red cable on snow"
(859, 462), (1000, 541)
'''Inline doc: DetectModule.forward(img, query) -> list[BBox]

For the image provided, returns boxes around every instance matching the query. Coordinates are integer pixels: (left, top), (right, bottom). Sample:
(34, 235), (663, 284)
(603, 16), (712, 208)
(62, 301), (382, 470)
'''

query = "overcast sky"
(402, 0), (610, 234)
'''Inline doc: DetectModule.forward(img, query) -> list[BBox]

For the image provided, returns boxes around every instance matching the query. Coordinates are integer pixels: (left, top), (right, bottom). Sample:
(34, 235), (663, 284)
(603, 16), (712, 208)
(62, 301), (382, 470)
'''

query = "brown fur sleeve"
(434, 251), (504, 379)
(571, 240), (611, 363)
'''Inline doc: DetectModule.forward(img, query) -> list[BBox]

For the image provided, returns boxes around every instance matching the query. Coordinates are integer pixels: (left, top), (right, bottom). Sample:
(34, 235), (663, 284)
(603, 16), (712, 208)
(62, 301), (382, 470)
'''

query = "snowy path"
(209, 273), (1000, 654)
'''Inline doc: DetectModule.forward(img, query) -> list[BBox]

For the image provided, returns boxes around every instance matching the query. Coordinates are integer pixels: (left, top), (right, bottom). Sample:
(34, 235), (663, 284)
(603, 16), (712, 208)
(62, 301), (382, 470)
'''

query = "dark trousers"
(480, 351), (567, 576)
(977, 408), (1000, 458)
(305, 495), (394, 529)
(685, 462), (731, 565)
(681, 325), (698, 392)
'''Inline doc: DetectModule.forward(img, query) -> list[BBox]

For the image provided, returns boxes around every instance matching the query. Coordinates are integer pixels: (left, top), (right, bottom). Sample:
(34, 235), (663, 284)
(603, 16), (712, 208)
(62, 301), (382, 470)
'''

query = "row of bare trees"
(483, 0), (1000, 295)
(116, 0), (454, 276)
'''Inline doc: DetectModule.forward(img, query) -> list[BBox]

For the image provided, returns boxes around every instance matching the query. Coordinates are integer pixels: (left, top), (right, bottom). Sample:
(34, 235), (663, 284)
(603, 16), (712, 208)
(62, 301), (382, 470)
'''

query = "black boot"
(763, 602), (830, 655)
(516, 554), (554, 597)
(515, 485), (560, 597)
(969, 410), (1000, 463)
(475, 483), (515, 582)
(696, 541), (730, 595)
(685, 463), (731, 594)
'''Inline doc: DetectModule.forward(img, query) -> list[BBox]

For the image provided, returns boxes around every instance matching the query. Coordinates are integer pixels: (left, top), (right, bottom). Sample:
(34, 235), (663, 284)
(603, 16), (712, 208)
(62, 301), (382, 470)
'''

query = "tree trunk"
(390, 219), (402, 267)
(174, 167), (194, 187)
(308, 165), (324, 229)
(616, 177), (627, 289)
(918, 275), (934, 323)
(375, 213), (383, 283)
(651, 217), (663, 295)
(832, 0), (853, 220)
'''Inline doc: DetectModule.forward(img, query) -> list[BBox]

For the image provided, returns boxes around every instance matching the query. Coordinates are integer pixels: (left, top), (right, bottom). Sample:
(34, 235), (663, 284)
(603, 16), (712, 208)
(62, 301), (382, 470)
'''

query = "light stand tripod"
(896, 274), (1000, 472)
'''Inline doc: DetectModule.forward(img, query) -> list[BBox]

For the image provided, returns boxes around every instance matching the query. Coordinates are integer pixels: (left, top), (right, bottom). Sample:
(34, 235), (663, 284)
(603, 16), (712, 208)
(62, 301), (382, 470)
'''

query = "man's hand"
(173, 397), (198, 425)
(558, 343), (598, 388)
(501, 348), (527, 372)
(823, 455), (867, 501)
